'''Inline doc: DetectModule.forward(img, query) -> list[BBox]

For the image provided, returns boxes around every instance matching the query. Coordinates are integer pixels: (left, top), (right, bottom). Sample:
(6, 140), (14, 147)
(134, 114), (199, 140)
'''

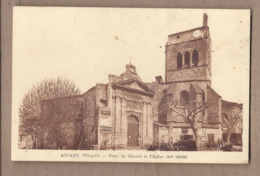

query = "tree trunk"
(191, 127), (200, 151)
(76, 126), (84, 150)
(194, 130), (201, 151)
(32, 136), (37, 149)
(32, 140), (36, 149)
(227, 129), (232, 143)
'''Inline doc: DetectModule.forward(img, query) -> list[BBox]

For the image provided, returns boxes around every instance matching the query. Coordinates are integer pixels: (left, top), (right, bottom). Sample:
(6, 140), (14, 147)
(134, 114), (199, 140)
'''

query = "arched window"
(192, 50), (199, 66)
(177, 53), (182, 69)
(184, 51), (190, 67)
(180, 91), (189, 106)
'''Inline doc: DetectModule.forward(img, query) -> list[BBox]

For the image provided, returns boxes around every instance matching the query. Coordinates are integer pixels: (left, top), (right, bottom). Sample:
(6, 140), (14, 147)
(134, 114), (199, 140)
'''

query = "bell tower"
(165, 13), (212, 85)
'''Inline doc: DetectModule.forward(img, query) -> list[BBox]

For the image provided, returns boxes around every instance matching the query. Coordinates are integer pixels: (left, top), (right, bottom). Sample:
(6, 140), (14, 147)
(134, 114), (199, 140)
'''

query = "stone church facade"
(40, 14), (243, 150)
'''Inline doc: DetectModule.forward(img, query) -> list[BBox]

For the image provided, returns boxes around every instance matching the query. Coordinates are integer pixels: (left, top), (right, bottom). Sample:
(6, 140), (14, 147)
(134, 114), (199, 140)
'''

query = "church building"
(40, 13), (243, 150)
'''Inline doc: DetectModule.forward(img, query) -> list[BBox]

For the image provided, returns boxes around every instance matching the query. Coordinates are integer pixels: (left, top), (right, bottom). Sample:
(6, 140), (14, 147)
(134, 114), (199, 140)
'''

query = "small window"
(100, 99), (106, 106)
(177, 35), (180, 39)
(177, 53), (182, 69)
(180, 91), (189, 106)
(184, 51), (190, 67)
(192, 50), (199, 66)
(202, 92), (205, 103)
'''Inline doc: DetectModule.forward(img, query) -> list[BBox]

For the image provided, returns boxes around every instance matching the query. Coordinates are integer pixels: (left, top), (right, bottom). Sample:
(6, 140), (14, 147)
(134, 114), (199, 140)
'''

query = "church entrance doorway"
(127, 115), (139, 147)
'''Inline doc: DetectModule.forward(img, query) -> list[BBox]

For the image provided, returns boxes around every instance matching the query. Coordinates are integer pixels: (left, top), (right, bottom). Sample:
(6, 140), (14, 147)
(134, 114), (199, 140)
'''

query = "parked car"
(175, 139), (197, 151)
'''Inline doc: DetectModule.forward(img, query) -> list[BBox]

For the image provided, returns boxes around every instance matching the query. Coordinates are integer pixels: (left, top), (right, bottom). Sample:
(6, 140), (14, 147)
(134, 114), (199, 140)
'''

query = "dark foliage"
(19, 77), (81, 149)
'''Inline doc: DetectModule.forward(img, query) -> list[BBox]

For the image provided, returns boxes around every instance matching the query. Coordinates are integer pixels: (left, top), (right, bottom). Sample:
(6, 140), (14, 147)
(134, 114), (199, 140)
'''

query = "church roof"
(168, 26), (208, 37)
(222, 100), (243, 109)
(114, 79), (154, 97)
(207, 85), (221, 98)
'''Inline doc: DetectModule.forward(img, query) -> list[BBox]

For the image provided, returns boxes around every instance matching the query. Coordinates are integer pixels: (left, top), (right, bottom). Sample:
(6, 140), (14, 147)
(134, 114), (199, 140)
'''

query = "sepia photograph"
(12, 7), (250, 163)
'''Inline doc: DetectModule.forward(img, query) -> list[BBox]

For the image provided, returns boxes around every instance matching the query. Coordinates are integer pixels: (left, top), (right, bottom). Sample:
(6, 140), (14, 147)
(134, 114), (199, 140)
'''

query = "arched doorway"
(127, 115), (139, 147)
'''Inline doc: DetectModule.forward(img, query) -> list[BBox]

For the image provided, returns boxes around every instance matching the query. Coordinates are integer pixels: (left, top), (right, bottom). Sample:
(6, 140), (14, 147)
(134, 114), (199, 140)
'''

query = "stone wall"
(222, 101), (243, 134)
(158, 126), (169, 143)
(207, 86), (222, 124)
(109, 89), (154, 149)
(153, 123), (160, 145)
(39, 90), (100, 150)
(169, 126), (194, 144)
(96, 84), (107, 107)
(98, 107), (112, 149)
(167, 26), (209, 45)
(201, 127), (223, 148)
(147, 82), (168, 123)
(165, 28), (211, 82)
(166, 66), (211, 82)
(83, 87), (98, 149)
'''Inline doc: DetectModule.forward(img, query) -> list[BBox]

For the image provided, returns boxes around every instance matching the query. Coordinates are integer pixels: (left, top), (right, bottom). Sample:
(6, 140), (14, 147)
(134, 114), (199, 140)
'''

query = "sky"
(13, 7), (250, 111)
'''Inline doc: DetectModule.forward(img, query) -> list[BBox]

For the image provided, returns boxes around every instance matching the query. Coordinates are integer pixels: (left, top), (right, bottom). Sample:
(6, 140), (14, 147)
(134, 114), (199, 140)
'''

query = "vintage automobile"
(175, 139), (197, 151)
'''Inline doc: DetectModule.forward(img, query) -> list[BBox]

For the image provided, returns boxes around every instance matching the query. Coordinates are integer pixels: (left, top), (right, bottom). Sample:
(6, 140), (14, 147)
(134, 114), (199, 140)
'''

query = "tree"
(19, 77), (81, 149)
(169, 100), (208, 150)
(40, 97), (84, 149)
(222, 109), (243, 144)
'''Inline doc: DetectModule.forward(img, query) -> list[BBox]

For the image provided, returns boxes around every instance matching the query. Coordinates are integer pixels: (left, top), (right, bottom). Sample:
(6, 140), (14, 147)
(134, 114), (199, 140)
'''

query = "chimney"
(203, 13), (208, 26)
(155, 76), (163, 84)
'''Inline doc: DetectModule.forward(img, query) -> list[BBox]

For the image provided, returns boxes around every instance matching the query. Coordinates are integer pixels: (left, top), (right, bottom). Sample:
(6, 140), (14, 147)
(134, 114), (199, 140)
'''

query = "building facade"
(39, 13), (243, 150)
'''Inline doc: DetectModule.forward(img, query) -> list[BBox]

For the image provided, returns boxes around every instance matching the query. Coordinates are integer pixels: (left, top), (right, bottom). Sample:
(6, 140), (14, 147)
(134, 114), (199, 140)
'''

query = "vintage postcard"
(12, 7), (250, 163)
